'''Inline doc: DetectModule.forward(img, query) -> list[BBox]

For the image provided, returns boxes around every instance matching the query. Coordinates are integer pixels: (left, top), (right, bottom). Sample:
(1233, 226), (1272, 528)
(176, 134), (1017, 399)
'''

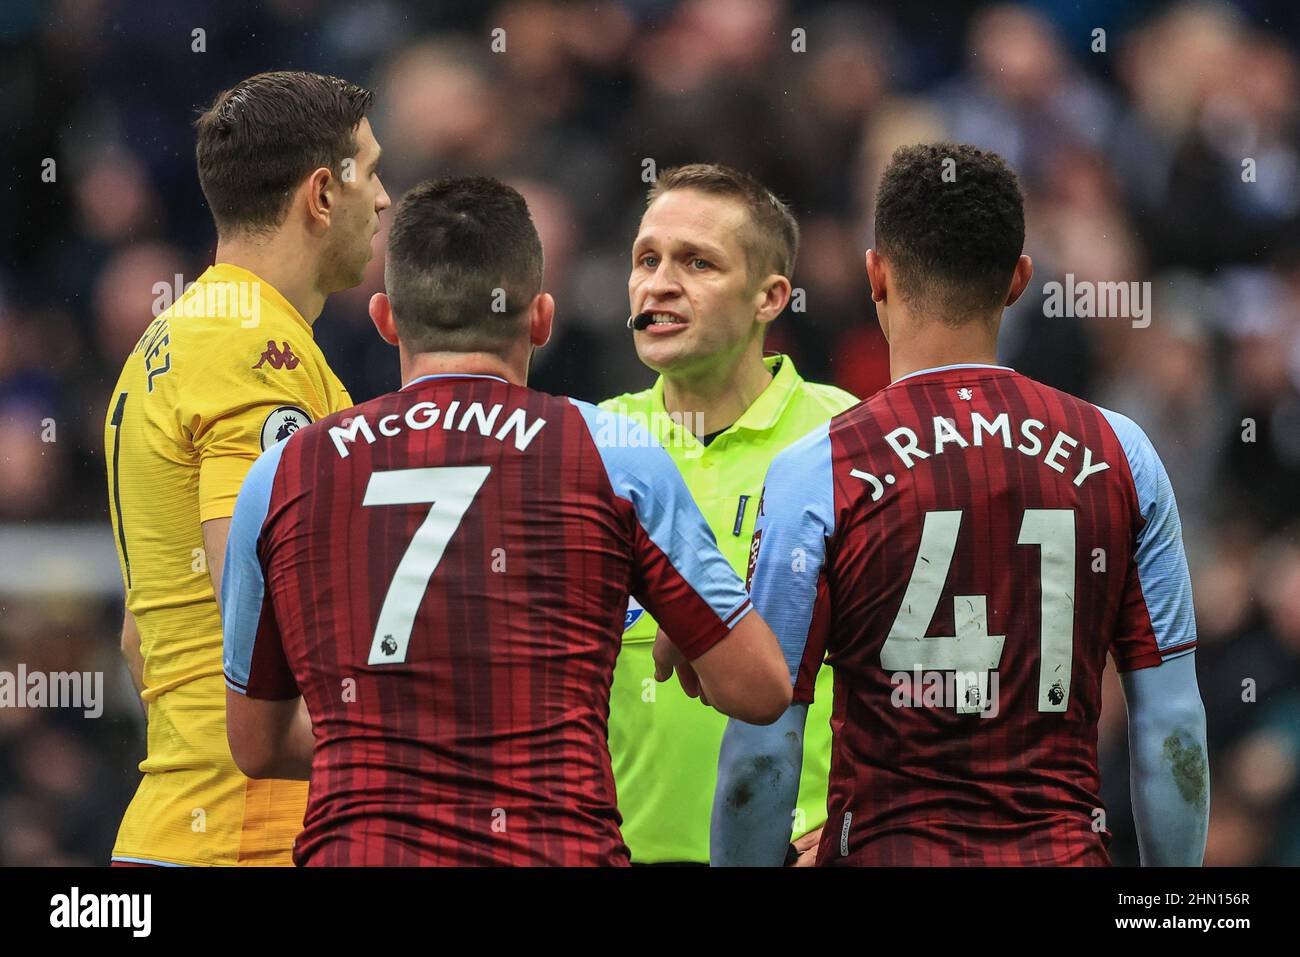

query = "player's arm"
(203, 518), (231, 598)
(652, 612), (791, 725)
(221, 441), (312, 781)
(1102, 408), (1209, 865)
(571, 400), (790, 725)
(629, 458), (790, 726)
(191, 340), (328, 598)
(711, 424), (834, 866)
(225, 694), (313, 780)
(713, 705), (809, 866)
(1121, 654), (1208, 865)
(119, 609), (147, 714)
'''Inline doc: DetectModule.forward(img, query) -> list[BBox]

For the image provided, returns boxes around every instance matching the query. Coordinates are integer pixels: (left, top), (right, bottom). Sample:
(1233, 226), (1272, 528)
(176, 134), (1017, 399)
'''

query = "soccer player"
(708, 144), (1210, 866)
(220, 177), (791, 866)
(103, 72), (390, 866)
(600, 164), (857, 865)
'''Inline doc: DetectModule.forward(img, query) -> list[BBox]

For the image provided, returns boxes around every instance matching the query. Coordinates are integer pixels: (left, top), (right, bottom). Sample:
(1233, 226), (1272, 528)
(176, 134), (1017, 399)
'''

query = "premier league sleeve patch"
(623, 595), (645, 631)
(260, 406), (311, 450)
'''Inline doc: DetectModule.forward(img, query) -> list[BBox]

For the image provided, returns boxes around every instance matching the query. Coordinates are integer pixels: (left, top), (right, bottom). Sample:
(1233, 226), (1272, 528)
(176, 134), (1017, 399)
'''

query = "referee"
(601, 164), (857, 865)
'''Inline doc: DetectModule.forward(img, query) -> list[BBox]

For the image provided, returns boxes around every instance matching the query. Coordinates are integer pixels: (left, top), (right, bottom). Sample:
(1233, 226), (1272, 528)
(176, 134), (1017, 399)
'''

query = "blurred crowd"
(1, 0), (1298, 864)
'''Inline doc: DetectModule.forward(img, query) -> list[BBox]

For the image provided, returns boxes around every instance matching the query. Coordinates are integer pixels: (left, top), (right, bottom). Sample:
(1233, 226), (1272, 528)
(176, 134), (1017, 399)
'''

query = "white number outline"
(362, 466), (491, 664)
(879, 508), (1075, 713)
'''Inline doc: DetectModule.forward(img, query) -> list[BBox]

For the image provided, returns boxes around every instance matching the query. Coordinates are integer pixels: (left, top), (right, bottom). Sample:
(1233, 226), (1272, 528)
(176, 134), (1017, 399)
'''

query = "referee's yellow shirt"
(600, 354), (857, 863)
(104, 263), (352, 866)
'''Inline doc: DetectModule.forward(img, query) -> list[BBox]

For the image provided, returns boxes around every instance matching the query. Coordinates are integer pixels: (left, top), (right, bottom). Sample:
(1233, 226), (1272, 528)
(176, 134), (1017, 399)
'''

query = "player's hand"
(790, 826), (822, 867)
(652, 628), (707, 703)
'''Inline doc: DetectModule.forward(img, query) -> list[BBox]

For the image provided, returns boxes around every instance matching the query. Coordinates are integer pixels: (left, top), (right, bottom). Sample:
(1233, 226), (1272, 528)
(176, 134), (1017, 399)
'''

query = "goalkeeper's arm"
(120, 609), (147, 716)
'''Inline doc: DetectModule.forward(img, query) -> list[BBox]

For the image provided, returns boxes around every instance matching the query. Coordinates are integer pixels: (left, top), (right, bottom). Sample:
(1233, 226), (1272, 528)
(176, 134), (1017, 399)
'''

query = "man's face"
(628, 189), (763, 377)
(323, 117), (391, 292)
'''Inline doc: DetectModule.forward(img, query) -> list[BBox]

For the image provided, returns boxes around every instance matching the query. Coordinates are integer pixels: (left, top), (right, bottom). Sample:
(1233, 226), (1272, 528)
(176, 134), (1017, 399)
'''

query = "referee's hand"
(652, 628), (707, 703)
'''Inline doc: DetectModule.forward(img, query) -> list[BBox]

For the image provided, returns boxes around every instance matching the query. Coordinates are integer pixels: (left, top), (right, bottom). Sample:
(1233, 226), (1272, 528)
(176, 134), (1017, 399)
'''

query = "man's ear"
(1004, 255), (1034, 307)
(369, 292), (399, 346)
(865, 249), (887, 304)
(754, 274), (792, 328)
(305, 166), (334, 230)
(866, 248), (891, 341)
(530, 292), (555, 348)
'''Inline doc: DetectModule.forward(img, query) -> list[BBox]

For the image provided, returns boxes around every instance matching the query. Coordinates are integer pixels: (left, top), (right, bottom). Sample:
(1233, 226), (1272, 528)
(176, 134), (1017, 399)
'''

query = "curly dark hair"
(874, 143), (1025, 322)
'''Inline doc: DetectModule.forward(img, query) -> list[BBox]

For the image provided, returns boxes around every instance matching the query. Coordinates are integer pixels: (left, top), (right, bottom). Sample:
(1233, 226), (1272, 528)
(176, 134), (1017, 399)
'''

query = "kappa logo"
(253, 340), (301, 370)
(260, 406), (312, 450)
(957, 388), (974, 401)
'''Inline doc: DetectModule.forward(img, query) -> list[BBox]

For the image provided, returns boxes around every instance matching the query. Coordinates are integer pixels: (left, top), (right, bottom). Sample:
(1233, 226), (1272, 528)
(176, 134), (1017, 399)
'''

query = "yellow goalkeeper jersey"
(104, 263), (352, 866)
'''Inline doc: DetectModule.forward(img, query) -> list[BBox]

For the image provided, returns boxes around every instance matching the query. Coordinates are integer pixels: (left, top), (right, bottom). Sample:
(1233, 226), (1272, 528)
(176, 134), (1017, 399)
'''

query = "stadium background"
(1, 0), (1298, 865)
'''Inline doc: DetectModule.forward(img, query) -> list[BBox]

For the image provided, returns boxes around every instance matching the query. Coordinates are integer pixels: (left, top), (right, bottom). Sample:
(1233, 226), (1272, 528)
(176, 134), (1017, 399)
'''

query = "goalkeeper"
(601, 164), (857, 865)
(104, 72), (390, 866)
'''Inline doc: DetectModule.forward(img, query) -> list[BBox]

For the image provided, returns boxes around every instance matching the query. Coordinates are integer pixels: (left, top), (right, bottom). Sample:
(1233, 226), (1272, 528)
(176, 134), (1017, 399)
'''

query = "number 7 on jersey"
(363, 466), (491, 665)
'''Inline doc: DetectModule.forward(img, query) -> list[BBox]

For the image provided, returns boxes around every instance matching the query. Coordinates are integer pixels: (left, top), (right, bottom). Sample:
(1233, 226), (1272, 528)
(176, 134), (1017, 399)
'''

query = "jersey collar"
(732, 354), (801, 432)
(891, 362), (1014, 384)
(649, 353), (801, 441)
(401, 372), (510, 390)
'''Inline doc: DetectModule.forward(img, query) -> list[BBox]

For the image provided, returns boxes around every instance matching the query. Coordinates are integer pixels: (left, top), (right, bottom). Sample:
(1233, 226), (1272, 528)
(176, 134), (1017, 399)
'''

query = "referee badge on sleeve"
(260, 406), (312, 450)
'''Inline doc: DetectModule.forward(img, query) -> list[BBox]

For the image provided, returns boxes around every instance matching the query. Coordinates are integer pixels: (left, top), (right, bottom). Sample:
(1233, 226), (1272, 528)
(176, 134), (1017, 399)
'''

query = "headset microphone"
(627, 312), (654, 331)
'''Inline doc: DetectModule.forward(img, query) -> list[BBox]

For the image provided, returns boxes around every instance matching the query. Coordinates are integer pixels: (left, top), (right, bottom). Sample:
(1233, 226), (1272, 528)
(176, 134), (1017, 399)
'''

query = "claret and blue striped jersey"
(221, 373), (753, 866)
(747, 364), (1197, 866)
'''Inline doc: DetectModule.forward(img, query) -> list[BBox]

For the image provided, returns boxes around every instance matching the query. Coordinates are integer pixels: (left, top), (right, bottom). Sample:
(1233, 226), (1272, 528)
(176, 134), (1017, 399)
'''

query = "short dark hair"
(874, 143), (1025, 321)
(647, 164), (800, 280)
(195, 71), (374, 235)
(384, 177), (544, 354)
